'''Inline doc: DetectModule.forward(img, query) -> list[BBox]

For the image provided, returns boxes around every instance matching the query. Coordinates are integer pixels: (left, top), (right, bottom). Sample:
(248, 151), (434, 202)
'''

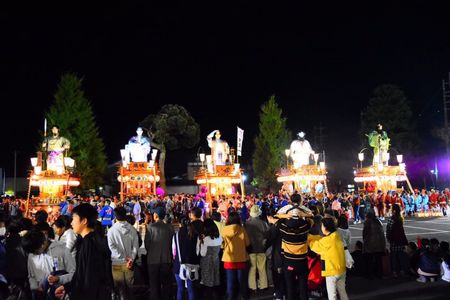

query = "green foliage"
(360, 84), (418, 154)
(140, 104), (200, 150)
(140, 104), (200, 187)
(45, 73), (107, 189)
(252, 95), (291, 191)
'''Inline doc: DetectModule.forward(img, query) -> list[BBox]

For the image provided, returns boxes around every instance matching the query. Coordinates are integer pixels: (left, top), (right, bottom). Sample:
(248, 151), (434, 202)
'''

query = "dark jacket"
(173, 221), (203, 273)
(268, 224), (283, 269)
(145, 221), (175, 264)
(244, 217), (270, 253)
(65, 231), (113, 300)
(5, 233), (28, 284)
(386, 216), (408, 246)
(418, 248), (440, 274)
(363, 217), (386, 253)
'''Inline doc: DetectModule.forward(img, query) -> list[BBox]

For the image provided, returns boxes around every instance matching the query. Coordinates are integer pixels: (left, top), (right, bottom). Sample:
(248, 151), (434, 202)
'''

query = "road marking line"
(351, 231), (450, 239)
(403, 225), (448, 232)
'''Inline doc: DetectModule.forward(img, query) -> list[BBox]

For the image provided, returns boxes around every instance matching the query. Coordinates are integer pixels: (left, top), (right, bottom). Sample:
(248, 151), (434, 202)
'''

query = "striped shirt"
(277, 217), (311, 262)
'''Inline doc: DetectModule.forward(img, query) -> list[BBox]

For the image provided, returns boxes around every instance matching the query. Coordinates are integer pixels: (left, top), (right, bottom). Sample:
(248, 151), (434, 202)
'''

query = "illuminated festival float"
(277, 131), (327, 197)
(27, 123), (80, 217)
(195, 129), (245, 201)
(354, 124), (413, 193)
(117, 127), (159, 200)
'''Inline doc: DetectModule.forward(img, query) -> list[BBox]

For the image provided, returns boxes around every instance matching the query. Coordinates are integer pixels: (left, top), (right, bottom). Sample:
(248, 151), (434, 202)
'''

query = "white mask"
(0, 227), (6, 236)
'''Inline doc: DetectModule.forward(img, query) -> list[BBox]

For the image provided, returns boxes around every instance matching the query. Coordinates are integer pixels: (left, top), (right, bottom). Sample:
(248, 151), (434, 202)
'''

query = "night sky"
(1, 2), (450, 188)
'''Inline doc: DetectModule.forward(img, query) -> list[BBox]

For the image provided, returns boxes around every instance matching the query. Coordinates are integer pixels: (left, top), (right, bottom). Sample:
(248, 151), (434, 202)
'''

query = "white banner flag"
(237, 127), (244, 156)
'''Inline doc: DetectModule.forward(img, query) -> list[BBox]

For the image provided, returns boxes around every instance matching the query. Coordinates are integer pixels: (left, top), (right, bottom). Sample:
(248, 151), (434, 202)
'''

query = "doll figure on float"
(207, 130), (230, 167)
(289, 131), (315, 168)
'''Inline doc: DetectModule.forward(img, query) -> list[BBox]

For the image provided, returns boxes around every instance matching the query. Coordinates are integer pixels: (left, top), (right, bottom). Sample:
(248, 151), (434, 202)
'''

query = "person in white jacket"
(107, 207), (139, 300)
(22, 229), (75, 300)
(53, 215), (77, 258)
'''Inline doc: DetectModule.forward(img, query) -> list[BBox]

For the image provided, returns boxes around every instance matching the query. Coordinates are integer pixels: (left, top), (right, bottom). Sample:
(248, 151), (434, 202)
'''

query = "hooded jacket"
(221, 224), (250, 262)
(107, 221), (139, 265)
(309, 231), (346, 277)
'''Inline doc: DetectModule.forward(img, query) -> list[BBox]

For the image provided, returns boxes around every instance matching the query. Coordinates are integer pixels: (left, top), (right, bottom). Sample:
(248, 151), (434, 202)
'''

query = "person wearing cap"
(144, 206), (174, 300)
(245, 205), (270, 291)
(268, 193), (313, 300)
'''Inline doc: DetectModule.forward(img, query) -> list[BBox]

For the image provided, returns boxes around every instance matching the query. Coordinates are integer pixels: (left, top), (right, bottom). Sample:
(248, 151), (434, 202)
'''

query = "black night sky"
(1, 2), (450, 189)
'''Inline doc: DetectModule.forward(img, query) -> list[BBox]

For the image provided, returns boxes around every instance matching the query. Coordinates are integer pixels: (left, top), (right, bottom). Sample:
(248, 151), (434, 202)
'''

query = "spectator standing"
(22, 229), (75, 300)
(99, 199), (114, 233)
(245, 205), (270, 291)
(107, 207), (139, 300)
(221, 211), (250, 300)
(53, 215), (77, 258)
(144, 207), (174, 300)
(268, 194), (312, 300)
(386, 204), (408, 278)
(309, 217), (349, 300)
(54, 204), (114, 300)
(197, 218), (222, 300)
(362, 209), (386, 279)
(172, 207), (203, 300)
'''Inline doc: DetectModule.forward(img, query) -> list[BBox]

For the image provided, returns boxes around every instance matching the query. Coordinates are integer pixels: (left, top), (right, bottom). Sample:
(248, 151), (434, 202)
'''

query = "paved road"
(349, 215), (450, 249)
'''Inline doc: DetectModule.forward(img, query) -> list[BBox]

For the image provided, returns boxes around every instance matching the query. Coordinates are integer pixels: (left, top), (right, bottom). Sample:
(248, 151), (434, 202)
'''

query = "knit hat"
(153, 206), (166, 219)
(250, 205), (262, 218)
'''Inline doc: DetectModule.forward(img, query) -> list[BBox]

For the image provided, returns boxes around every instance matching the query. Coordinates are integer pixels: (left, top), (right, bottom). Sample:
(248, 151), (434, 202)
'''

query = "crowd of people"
(0, 187), (449, 300)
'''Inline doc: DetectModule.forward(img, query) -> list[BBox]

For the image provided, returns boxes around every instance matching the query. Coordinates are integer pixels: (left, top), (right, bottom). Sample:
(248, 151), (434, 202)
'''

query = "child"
(417, 238), (441, 283)
(309, 217), (349, 300)
(442, 251), (450, 282)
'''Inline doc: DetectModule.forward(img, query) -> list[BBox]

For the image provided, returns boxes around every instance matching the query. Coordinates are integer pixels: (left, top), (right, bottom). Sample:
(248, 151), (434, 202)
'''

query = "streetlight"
(285, 149), (290, 168)
(313, 153), (319, 165)
(358, 152), (364, 168)
(199, 153), (206, 169)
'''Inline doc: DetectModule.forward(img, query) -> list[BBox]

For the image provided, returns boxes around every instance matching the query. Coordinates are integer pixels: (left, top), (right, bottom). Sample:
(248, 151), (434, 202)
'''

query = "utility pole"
(443, 78), (449, 154)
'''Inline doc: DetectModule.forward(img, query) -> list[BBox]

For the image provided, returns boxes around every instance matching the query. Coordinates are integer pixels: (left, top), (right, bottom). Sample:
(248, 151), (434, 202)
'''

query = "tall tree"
(360, 84), (418, 155)
(252, 95), (291, 192)
(140, 104), (200, 189)
(45, 73), (107, 190)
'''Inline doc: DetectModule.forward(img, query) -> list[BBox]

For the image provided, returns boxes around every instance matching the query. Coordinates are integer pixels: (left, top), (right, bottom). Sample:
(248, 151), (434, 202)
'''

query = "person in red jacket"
(429, 190), (438, 210)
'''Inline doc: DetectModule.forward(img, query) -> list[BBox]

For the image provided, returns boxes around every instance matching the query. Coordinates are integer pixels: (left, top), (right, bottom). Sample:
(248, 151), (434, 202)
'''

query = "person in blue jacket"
(99, 199), (114, 233)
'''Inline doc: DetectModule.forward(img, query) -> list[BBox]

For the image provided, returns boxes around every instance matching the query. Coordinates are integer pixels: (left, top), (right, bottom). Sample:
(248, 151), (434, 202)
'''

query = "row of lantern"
(198, 153), (241, 174)
(354, 175), (407, 183)
(284, 149), (324, 167)
(120, 148), (158, 167)
(277, 174), (327, 182)
(196, 177), (242, 185)
(30, 179), (80, 187)
(117, 174), (160, 183)
(30, 157), (75, 176)
(358, 152), (403, 165)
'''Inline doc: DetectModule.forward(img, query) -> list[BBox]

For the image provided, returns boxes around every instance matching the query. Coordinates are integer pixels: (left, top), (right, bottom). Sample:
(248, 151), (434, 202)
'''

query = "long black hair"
(203, 219), (219, 239)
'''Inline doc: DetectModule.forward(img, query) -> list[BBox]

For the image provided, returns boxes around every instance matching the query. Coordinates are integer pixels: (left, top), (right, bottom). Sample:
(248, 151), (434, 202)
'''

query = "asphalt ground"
(348, 215), (450, 249)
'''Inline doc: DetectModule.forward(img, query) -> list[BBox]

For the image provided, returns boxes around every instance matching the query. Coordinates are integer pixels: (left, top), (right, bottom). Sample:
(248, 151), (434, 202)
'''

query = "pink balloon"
(156, 187), (165, 197)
